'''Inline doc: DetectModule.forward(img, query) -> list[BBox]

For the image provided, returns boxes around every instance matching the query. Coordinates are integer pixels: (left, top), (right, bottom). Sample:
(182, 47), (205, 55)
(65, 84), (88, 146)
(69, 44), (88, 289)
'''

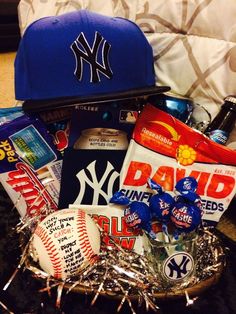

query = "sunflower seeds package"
(120, 104), (236, 225)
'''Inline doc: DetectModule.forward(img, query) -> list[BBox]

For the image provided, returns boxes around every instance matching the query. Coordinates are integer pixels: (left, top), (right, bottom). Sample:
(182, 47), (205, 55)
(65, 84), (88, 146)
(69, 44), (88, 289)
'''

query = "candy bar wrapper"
(69, 203), (149, 255)
(0, 114), (61, 218)
(120, 104), (236, 225)
(59, 101), (138, 208)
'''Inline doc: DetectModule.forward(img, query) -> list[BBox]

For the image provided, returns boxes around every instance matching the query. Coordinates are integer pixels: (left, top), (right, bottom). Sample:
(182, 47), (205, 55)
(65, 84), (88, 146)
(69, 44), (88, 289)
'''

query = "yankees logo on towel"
(71, 32), (113, 83)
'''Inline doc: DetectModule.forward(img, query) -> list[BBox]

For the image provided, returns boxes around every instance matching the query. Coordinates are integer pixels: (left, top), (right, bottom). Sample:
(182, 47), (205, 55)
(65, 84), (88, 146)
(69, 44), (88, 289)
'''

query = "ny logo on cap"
(71, 32), (113, 83)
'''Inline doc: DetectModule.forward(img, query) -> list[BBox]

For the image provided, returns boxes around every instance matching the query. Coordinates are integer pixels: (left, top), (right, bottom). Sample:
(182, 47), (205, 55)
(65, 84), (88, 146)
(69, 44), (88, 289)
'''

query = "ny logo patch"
(71, 32), (113, 83)
(163, 252), (194, 281)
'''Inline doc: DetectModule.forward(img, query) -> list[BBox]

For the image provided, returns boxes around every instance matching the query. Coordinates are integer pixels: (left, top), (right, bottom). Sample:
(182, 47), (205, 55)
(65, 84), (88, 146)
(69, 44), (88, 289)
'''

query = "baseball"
(30, 208), (101, 280)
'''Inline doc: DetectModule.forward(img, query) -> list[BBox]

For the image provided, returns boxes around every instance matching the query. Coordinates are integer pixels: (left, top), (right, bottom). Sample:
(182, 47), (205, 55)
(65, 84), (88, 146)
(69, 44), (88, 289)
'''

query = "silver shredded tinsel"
(12, 226), (225, 313)
(1, 188), (226, 314)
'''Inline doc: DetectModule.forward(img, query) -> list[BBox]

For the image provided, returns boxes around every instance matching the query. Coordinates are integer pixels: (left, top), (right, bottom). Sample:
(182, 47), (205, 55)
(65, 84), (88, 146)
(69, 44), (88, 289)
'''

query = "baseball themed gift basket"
(0, 5), (236, 314)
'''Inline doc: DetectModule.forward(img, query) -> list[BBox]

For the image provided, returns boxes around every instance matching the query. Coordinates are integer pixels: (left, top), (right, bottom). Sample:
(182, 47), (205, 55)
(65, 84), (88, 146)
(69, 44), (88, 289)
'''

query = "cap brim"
(22, 86), (170, 113)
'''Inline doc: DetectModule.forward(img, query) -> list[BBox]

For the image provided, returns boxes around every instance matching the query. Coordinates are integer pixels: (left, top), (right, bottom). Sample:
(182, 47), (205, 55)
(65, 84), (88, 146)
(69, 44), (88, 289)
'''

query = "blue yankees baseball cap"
(15, 10), (170, 112)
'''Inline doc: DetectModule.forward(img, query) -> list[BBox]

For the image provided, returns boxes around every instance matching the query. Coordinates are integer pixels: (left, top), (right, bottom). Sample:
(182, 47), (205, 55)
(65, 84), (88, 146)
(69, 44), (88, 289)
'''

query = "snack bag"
(0, 114), (61, 218)
(120, 104), (236, 225)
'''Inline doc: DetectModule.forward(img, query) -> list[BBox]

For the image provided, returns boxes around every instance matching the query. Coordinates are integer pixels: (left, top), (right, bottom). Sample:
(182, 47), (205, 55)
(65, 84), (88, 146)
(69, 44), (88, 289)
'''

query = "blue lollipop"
(124, 201), (152, 234)
(175, 176), (197, 194)
(175, 176), (202, 211)
(148, 178), (175, 223)
(110, 191), (154, 237)
(171, 201), (202, 233)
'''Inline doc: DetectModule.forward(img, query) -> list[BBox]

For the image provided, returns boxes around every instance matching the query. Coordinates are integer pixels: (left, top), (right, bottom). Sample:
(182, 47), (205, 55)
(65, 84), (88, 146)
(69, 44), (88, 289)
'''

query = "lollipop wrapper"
(120, 104), (236, 226)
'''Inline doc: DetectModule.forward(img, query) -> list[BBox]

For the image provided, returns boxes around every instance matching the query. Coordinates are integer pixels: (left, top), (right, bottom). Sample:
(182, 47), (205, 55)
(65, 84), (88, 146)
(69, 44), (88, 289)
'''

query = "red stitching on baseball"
(34, 225), (62, 279)
(78, 232), (94, 257)
(79, 242), (93, 257)
(77, 210), (97, 261)
(77, 213), (95, 258)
